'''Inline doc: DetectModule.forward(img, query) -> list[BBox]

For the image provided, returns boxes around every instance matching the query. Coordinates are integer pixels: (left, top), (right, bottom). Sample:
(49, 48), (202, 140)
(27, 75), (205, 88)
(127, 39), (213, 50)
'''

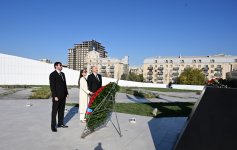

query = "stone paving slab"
(0, 99), (186, 150)
(67, 88), (79, 103)
(0, 87), (7, 94)
(0, 88), (32, 100)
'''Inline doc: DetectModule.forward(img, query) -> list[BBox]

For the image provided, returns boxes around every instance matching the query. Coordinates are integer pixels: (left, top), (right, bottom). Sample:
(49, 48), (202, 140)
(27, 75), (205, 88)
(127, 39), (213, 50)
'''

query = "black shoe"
(58, 124), (68, 128)
(51, 127), (57, 132)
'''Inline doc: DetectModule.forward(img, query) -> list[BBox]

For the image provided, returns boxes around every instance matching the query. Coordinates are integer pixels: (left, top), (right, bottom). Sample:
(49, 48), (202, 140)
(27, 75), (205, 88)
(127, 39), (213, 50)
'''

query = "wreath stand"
(81, 81), (122, 138)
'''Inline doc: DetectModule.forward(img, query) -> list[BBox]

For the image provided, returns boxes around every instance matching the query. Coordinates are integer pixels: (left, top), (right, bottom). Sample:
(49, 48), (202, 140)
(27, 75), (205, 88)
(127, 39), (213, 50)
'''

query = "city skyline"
(0, 0), (237, 66)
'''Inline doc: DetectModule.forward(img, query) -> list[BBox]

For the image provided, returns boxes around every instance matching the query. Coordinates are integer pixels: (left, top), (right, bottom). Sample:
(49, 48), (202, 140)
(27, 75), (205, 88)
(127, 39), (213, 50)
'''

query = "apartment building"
(68, 40), (108, 70)
(143, 54), (237, 84)
(129, 66), (143, 75)
(86, 51), (129, 79)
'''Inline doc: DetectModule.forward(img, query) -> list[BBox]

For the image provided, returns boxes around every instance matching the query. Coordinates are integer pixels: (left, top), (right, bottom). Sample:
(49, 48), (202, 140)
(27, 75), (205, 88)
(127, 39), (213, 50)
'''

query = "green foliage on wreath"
(87, 82), (120, 130)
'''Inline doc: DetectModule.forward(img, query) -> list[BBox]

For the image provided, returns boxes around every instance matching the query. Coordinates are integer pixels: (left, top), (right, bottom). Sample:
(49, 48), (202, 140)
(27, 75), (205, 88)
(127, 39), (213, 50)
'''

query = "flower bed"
(207, 78), (228, 88)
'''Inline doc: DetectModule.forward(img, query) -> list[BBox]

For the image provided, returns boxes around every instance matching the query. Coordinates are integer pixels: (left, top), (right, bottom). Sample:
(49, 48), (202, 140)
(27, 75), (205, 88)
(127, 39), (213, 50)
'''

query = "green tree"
(137, 74), (144, 82)
(177, 68), (206, 85)
(120, 73), (144, 82)
(121, 74), (128, 80)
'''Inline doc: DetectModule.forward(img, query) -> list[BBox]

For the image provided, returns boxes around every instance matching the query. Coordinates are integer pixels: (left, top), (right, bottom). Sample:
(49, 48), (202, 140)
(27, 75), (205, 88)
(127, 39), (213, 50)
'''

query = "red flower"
(87, 84), (109, 107)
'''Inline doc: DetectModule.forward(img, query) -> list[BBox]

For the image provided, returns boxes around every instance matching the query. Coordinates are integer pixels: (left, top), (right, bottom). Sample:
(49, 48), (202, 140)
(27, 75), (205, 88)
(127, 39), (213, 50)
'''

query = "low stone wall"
(102, 77), (204, 91)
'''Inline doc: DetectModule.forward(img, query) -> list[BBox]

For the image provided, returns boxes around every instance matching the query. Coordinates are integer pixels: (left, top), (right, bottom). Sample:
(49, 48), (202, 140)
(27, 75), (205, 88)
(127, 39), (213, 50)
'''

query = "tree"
(120, 74), (128, 80)
(177, 68), (206, 85)
(137, 74), (144, 82)
(120, 73), (144, 82)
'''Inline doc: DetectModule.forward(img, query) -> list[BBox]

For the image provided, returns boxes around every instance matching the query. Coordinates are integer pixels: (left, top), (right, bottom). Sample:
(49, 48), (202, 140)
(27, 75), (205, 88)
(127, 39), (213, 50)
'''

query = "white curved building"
(0, 53), (79, 85)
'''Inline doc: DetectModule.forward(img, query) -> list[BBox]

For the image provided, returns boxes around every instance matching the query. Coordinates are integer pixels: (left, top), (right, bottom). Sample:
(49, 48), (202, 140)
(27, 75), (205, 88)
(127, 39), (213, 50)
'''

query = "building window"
(198, 60), (202, 63)
(192, 60), (196, 63)
(198, 65), (201, 68)
(217, 65), (221, 68)
(180, 60), (184, 63)
(211, 70), (214, 73)
(186, 65), (190, 68)
(165, 60), (168, 63)
(210, 59), (215, 63)
(155, 60), (157, 63)
(235, 59), (237, 62)
(211, 65), (214, 68)
(170, 60), (173, 63)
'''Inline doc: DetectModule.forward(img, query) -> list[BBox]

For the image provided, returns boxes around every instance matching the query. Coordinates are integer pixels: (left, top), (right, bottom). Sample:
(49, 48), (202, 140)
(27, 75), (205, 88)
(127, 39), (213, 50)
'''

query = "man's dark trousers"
(51, 98), (66, 128)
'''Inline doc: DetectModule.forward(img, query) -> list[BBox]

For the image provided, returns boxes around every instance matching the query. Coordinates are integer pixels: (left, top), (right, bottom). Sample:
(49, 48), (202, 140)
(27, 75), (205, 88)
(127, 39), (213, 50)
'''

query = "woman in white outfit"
(78, 69), (93, 122)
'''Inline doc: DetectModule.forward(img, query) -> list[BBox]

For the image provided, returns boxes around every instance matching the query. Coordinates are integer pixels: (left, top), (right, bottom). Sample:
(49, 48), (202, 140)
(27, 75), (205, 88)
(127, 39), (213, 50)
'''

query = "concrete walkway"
(0, 88), (32, 100)
(0, 87), (7, 94)
(0, 99), (187, 150)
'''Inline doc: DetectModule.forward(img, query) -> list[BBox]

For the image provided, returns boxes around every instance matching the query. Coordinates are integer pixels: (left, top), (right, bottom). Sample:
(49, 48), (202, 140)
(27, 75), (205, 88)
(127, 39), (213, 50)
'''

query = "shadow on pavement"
(94, 142), (104, 150)
(148, 117), (187, 150)
(64, 106), (78, 124)
(126, 94), (151, 103)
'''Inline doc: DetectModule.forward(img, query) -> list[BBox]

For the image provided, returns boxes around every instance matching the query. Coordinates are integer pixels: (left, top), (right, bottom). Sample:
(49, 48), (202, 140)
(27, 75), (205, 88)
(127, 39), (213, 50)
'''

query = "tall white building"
(143, 54), (237, 84)
(86, 51), (129, 79)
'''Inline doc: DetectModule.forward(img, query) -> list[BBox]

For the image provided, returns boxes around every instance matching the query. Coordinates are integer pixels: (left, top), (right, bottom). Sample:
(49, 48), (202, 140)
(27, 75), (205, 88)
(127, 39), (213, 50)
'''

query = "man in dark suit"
(49, 62), (69, 132)
(87, 66), (102, 92)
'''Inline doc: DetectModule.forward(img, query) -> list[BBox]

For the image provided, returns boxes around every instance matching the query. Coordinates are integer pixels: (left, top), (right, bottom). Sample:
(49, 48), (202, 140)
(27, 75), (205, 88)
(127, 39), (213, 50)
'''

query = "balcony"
(158, 67), (164, 70)
(147, 66), (153, 70)
(202, 67), (209, 71)
(215, 67), (222, 71)
(214, 73), (222, 77)
(147, 72), (153, 75)
(101, 69), (106, 73)
(157, 81), (163, 84)
(172, 72), (179, 76)
(157, 72), (163, 75)
(173, 67), (179, 71)
(147, 76), (153, 80)
(101, 66), (106, 69)
(101, 73), (106, 76)
(110, 66), (115, 69)
(158, 77), (163, 80)
(109, 69), (114, 73)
